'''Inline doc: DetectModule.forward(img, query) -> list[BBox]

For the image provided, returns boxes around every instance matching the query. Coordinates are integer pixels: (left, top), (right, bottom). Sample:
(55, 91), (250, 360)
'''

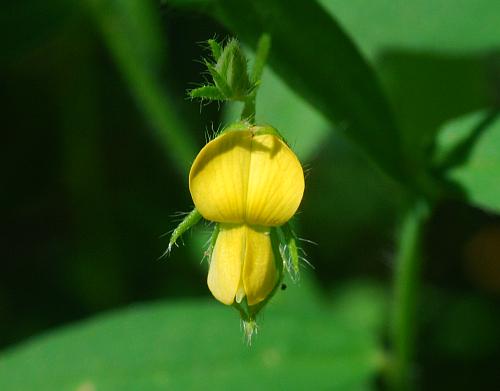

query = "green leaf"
(213, 0), (406, 183)
(206, 61), (233, 98)
(224, 41), (252, 99)
(376, 52), (495, 171)
(317, 1), (500, 171)
(331, 280), (388, 335)
(207, 38), (223, 60)
(86, 0), (197, 173)
(0, 280), (384, 390)
(189, 85), (226, 100)
(319, 0), (500, 59)
(433, 110), (498, 169)
(440, 110), (500, 213)
(251, 34), (271, 84)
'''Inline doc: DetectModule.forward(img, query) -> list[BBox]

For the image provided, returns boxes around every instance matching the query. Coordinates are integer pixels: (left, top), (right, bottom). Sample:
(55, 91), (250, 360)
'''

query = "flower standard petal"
(245, 134), (305, 226)
(207, 224), (245, 305)
(242, 225), (277, 305)
(189, 131), (252, 223)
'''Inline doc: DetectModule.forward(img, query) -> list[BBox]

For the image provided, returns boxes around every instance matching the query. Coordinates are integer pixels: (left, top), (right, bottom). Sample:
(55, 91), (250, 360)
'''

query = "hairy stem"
(241, 95), (256, 123)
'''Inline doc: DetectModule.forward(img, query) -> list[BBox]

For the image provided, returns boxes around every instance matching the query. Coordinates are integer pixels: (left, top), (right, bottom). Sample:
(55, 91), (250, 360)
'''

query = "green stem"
(241, 95), (256, 123)
(388, 200), (430, 390)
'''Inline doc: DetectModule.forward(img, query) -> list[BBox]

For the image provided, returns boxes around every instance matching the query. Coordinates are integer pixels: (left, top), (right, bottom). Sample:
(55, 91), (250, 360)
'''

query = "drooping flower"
(189, 124), (305, 307)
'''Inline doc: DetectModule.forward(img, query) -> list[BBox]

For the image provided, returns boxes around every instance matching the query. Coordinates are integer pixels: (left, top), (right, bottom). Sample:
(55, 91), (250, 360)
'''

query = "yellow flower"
(189, 126), (305, 306)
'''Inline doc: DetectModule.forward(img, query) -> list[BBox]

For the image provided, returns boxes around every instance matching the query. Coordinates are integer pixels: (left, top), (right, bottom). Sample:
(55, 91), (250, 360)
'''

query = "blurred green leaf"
(213, 0), (406, 183)
(0, 280), (384, 390)
(433, 110), (498, 169)
(319, 0), (500, 59)
(317, 1), (500, 171)
(438, 110), (500, 213)
(378, 52), (497, 170)
(330, 280), (388, 336)
(86, 0), (197, 173)
(435, 113), (481, 166)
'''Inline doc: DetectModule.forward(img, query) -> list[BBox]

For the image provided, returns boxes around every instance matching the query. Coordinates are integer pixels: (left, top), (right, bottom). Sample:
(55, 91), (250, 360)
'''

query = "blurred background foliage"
(1, 0), (500, 390)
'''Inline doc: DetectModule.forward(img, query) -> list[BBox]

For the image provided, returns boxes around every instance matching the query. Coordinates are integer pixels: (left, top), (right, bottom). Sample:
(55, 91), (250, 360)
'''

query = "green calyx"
(217, 122), (287, 143)
(190, 38), (254, 102)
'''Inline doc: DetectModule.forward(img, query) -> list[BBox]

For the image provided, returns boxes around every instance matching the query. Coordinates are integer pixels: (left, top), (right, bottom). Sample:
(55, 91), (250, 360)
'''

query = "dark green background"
(2, 1), (500, 389)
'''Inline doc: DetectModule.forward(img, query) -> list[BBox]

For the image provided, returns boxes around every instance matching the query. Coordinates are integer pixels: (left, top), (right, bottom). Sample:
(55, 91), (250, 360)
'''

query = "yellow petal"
(189, 129), (304, 226)
(207, 224), (245, 305)
(243, 225), (277, 305)
(208, 223), (278, 306)
(189, 131), (252, 223)
(245, 134), (305, 226)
